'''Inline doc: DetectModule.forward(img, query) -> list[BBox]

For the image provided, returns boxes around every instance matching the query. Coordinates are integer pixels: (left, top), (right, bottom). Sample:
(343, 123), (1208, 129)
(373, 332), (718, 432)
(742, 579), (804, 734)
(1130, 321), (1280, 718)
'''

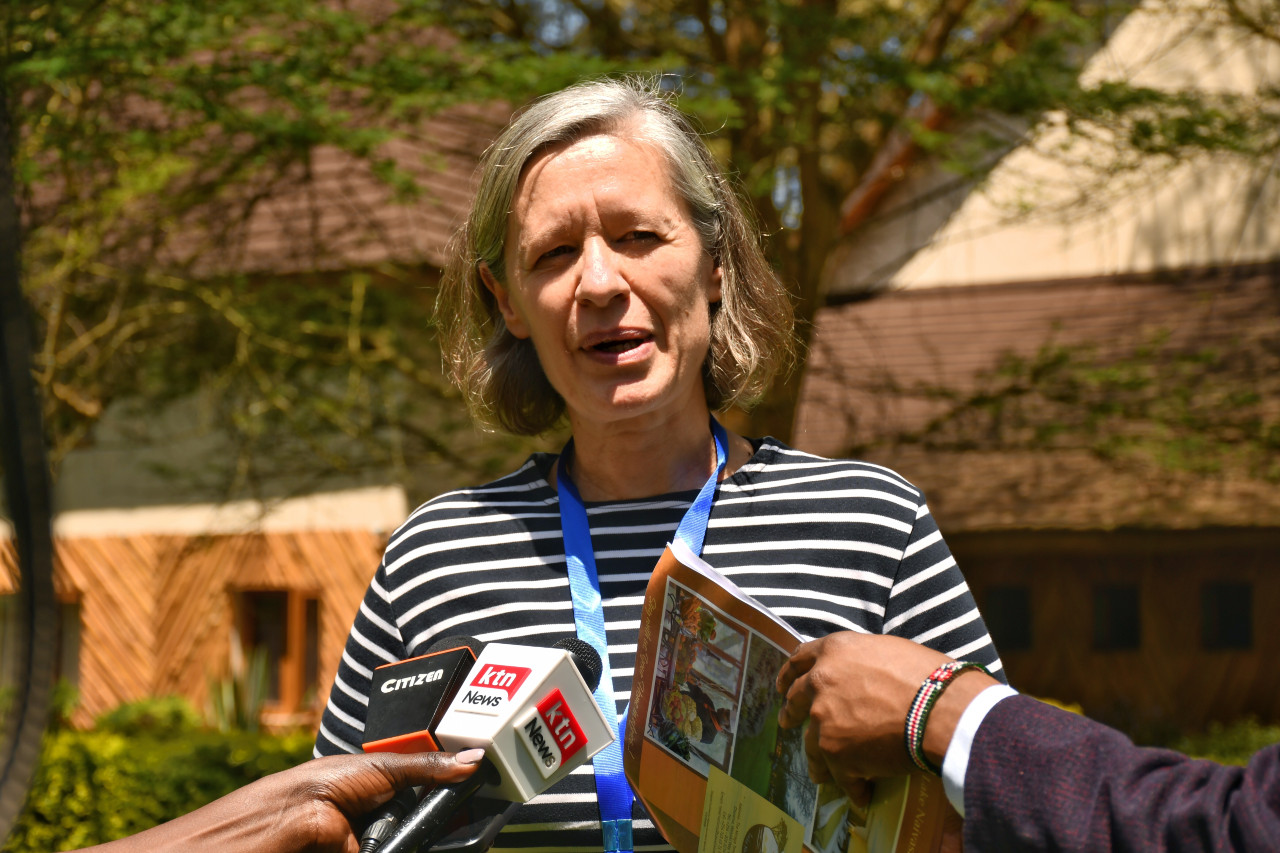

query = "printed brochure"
(624, 539), (948, 853)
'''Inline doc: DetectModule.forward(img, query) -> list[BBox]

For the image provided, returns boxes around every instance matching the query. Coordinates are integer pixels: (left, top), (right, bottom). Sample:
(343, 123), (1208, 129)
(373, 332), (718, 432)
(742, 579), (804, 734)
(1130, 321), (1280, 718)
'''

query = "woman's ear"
(479, 263), (530, 339)
(707, 259), (723, 305)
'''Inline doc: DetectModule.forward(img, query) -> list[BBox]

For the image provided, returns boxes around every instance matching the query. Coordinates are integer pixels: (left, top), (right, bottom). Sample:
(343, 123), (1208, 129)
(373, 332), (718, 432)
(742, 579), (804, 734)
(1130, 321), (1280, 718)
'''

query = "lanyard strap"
(557, 417), (728, 853)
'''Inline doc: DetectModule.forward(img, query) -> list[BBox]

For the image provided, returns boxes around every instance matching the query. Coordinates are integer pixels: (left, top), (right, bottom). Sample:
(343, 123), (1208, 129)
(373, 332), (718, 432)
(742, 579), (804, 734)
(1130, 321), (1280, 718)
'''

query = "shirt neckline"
(527, 435), (769, 506)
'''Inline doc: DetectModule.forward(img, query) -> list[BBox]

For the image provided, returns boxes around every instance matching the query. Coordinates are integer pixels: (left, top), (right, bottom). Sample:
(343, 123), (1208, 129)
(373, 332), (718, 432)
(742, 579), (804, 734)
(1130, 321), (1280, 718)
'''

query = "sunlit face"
(482, 132), (722, 431)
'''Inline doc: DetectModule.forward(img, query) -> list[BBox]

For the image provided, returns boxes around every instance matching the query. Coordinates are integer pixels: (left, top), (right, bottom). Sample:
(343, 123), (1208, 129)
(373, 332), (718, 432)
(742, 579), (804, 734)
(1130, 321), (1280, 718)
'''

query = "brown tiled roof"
(794, 262), (1280, 531)
(21, 100), (512, 279)
(180, 104), (512, 276)
(866, 446), (1280, 532)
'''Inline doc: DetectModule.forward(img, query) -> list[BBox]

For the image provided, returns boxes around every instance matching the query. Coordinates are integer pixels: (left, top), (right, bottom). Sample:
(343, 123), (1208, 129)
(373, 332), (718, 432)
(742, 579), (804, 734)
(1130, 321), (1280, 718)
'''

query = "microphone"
(363, 635), (485, 753)
(378, 638), (612, 853)
(358, 636), (484, 853)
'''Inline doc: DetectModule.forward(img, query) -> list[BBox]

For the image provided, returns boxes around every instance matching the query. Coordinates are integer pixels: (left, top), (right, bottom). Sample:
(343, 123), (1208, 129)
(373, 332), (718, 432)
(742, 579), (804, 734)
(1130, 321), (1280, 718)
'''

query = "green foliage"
(403, 0), (1278, 441)
(1041, 702), (1279, 767)
(1034, 695), (1084, 715)
(206, 643), (269, 733)
(4, 0), (1273, 463)
(48, 679), (81, 731)
(1072, 83), (1280, 158)
(3, 0), (545, 492)
(877, 329), (1280, 482)
(2, 713), (313, 852)
(95, 695), (203, 738)
(1167, 718), (1280, 767)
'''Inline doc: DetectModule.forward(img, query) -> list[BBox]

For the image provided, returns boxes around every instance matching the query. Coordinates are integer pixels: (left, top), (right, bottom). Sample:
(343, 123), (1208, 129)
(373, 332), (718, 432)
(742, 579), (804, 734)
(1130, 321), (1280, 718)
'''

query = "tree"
(1, 0), (580, 498)
(3, 0), (1275, 496)
(427, 0), (1279, 440)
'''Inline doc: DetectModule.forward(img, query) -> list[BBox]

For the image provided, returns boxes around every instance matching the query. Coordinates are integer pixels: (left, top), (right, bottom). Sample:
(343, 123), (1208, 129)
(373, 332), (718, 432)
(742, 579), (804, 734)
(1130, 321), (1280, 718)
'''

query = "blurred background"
(1, 0), (1277, 847)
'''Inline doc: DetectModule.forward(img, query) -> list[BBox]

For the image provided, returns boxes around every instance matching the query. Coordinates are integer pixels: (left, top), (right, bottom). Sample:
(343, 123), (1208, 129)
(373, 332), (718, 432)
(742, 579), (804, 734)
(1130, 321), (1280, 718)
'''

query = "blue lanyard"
(557, 416), (728, 853)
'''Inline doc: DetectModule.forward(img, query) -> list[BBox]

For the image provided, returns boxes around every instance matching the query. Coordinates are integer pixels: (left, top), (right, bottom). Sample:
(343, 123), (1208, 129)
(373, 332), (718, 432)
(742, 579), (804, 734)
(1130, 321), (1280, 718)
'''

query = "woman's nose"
(575, 238), (628, 306)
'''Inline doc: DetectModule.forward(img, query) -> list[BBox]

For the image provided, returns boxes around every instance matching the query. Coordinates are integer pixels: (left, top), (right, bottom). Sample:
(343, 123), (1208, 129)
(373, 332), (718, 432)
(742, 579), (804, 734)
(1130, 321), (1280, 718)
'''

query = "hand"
(243, 749), (486, 852)
(776, 633), (994, 790)
(85, 749), (485, 853)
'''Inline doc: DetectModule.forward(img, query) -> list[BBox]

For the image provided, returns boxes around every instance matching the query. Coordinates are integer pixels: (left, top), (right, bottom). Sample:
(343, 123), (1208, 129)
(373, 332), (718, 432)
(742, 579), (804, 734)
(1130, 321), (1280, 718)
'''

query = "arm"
(966, 695), (1280, 853)
(778, 632), (1280, 853)
(82, 750), (482, 853)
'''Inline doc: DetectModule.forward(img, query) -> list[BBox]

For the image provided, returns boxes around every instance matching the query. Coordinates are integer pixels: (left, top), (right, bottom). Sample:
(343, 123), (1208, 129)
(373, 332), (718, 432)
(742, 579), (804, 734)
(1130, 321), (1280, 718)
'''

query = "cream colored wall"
(0, 486), (407, 540)
(826, 0), (1280, 293)
(51, 486), (408, 537)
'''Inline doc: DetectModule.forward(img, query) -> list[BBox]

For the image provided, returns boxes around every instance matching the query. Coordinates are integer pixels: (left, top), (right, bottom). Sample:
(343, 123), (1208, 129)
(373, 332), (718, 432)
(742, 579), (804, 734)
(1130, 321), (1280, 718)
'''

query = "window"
(1092, 585), (1140, 651)
(1201, 582), (1252, 651)
(982, 585), (1032, 652)
(235, 590), (321, 710)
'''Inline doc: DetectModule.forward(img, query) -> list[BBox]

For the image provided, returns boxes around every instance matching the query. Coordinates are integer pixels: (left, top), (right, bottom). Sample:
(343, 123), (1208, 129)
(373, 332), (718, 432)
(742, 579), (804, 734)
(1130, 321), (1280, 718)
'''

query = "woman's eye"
(536, 245), (574, 264)
(624, 230), (658, 242)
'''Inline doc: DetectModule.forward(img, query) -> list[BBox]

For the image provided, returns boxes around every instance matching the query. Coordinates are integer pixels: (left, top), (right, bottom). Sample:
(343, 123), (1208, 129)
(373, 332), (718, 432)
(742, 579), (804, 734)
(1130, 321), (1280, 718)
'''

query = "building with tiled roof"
(796, 0), (1280, 731)
(6, 0), (1277, 734)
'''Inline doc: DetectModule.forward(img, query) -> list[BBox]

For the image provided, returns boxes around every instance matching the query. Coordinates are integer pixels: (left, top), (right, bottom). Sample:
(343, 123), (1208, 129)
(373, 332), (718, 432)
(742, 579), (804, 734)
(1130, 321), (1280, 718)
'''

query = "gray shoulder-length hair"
(436, 74), (796, 436)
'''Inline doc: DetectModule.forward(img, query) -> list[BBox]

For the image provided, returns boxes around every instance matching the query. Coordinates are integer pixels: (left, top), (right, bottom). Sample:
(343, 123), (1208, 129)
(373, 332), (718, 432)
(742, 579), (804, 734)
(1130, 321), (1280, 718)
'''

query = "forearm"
(920, 669), (1001, 770)
(76, 751), (480, 853)
(964, 695), (1280, 852)
(83, 785), (311, 853)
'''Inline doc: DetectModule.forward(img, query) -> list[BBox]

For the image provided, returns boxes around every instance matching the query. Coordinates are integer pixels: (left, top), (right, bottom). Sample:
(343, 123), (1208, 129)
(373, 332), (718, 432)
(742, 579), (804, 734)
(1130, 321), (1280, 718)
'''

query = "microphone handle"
(380, 761), (501, 853)
(359, 786), (423, 853)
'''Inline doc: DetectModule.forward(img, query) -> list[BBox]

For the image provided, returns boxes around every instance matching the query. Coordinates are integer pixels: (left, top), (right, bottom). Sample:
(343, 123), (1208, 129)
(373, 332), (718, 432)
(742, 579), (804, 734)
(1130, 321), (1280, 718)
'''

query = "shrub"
(94, 696), (204, 738)
(3, 698), (314, 852)
(1168, 718), (1280, 767)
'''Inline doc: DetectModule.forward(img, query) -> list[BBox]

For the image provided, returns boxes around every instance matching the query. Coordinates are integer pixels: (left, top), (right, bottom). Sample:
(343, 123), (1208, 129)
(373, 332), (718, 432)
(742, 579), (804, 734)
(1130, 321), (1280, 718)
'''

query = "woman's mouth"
(591, 338), (647, 354)
(583, 330), (652, 355)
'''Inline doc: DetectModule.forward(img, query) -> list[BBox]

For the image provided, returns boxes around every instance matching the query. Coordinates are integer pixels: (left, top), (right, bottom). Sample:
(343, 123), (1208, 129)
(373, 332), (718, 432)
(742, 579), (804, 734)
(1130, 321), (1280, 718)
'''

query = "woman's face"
(482, 132), (722, 431)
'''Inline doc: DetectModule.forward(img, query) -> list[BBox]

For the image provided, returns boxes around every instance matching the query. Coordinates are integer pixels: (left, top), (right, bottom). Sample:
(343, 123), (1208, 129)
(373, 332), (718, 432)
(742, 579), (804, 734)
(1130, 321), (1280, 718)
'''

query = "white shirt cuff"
(940, 683), (1018, 816)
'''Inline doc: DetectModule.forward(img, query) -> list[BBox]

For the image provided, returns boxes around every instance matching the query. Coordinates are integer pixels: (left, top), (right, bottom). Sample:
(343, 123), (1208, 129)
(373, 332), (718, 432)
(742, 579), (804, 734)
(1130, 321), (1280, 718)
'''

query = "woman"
(315, 75), (1003, 853)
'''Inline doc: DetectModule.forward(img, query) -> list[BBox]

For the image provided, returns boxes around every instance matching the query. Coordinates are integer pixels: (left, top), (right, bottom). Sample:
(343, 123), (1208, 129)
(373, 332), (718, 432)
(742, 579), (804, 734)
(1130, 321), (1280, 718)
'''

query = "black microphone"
(554, 636), (604, 693)
(358, 635), (484, 853)
(379, 638), (610, 853)
(363, 635), (485, 753)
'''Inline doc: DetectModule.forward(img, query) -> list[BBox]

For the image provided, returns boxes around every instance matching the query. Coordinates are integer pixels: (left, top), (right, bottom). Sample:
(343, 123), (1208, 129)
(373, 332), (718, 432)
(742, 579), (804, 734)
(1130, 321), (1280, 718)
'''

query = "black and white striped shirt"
(315, 438), (1004, 852)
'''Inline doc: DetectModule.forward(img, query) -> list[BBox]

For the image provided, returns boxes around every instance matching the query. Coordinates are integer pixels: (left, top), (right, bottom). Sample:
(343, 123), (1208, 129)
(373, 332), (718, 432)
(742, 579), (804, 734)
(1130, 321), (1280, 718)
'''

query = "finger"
(803, 719), (831, 785)
(777, 673), (814, 729)
(375, 749), (485, 792)
(843, 778), (872, 810)
(322, 750), (486, 816)
(775, 638), (821, 694)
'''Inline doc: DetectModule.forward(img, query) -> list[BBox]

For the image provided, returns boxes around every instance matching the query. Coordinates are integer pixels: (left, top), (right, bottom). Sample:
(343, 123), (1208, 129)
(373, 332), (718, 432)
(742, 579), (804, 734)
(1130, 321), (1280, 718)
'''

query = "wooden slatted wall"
(1, 530), (382, 729)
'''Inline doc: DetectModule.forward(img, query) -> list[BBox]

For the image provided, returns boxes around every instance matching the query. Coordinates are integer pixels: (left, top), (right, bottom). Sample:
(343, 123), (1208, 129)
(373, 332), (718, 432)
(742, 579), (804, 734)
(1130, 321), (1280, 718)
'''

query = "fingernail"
(455, 748), (485, 765)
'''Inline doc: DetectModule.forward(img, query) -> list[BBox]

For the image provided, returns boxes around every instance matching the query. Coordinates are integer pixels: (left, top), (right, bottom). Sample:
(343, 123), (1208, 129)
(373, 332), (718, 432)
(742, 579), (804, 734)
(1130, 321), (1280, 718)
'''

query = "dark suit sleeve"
(963, 694), (1280, 852)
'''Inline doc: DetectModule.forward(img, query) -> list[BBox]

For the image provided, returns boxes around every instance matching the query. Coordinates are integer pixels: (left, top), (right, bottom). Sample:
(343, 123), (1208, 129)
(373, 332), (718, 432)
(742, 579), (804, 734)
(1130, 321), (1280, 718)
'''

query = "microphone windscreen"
(427, 635), (485, 657)
(363, 636), (483, 753)
(553, 637), (603, 692)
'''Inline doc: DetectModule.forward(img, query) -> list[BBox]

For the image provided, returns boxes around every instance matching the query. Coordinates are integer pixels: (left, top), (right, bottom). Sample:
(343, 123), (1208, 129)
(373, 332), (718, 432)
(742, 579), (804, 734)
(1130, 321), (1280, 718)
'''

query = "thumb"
(375, 749), (487, 792)
(317, 749), (486, 817)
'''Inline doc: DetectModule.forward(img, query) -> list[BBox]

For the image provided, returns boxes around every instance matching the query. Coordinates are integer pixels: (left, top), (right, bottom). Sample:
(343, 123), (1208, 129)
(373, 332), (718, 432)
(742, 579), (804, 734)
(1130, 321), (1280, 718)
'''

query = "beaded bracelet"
(903, 660), (992, 775)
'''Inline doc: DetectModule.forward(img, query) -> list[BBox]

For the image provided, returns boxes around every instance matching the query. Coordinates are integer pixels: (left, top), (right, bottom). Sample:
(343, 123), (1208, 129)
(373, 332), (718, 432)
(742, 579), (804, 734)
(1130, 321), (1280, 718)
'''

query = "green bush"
(1168, 718), (1280, 767)
(4, 697), (314, 852)
(94, 696), (204, 738)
